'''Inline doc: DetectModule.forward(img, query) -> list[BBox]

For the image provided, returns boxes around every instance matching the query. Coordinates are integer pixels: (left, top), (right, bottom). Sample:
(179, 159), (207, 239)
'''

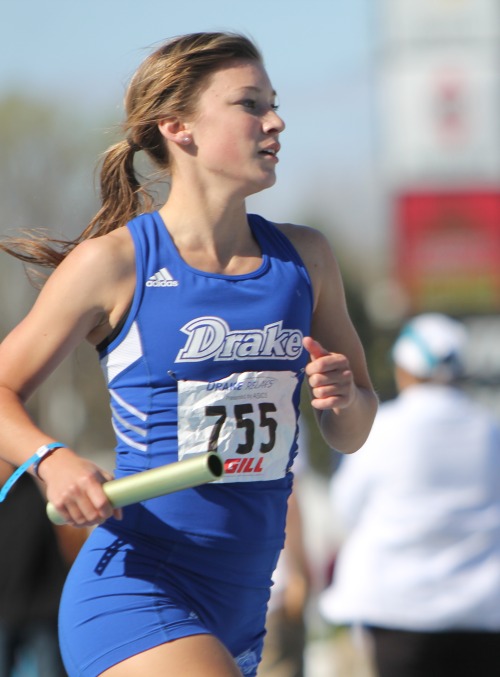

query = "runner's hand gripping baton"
(46, 452), (224, 525)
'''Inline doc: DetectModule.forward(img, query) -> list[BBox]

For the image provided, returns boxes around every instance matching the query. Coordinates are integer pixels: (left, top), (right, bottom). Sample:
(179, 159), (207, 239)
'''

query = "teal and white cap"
(392, 313), (467, 381)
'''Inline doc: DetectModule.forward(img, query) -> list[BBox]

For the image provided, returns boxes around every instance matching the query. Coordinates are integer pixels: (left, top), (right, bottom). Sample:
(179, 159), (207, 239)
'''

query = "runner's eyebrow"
(236, 85), (278, 97)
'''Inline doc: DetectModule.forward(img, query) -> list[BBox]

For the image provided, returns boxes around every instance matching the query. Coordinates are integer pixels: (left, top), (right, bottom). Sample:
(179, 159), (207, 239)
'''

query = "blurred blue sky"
(0, 0), (381, 254)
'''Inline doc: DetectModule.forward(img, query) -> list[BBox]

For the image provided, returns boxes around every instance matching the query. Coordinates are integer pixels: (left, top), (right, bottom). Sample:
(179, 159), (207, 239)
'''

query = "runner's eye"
(239, 100), (279, 115)
(240, 99), (257, 109)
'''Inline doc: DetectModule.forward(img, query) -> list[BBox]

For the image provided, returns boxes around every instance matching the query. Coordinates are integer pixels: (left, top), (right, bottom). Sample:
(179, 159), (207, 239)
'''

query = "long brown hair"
(1, 32), (262, 274)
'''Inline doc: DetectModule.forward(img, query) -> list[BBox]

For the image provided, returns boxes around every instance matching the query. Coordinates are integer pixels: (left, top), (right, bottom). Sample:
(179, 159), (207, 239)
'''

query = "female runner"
(0, 32), (377, 677)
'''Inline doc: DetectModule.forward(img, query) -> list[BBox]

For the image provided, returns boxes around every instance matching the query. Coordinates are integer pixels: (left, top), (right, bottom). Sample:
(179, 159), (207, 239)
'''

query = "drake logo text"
(175, 317), (303, 362)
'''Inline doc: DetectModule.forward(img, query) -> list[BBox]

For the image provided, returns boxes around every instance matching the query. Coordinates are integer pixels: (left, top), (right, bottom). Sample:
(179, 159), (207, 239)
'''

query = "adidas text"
(146, 279), (179, 287)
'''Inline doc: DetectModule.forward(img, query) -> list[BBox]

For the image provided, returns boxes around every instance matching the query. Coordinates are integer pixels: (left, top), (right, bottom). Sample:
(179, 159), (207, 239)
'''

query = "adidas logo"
(146, 267), (179, 287)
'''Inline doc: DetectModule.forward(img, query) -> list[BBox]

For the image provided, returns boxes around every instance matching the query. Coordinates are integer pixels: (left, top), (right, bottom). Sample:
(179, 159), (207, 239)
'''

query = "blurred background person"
(319, 313), (500, 677)
(0, 460), (86, 677)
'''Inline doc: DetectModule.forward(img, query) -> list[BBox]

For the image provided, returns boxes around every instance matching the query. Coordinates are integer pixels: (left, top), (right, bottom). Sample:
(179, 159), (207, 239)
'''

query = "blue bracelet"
(0, 442), (66, 503)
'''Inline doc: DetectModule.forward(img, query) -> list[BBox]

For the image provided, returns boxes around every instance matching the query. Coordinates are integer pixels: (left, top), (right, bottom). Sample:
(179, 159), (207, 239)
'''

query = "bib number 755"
(206, 402), (277, 455)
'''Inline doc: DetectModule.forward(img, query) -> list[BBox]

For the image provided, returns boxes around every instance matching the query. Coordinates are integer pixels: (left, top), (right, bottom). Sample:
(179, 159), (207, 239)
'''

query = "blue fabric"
(98, 211), (313, 553)
(60, 212), (314, 675)
(59, 521), (276, 676)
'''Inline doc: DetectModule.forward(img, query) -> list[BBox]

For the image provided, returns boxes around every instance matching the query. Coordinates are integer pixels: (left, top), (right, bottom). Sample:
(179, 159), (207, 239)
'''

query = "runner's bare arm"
(279, 224), (378, 453)
(0, 228), (135, 524)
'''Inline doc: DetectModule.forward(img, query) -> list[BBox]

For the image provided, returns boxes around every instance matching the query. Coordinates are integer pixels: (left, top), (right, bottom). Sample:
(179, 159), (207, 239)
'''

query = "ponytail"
(84, 138), (154, 239)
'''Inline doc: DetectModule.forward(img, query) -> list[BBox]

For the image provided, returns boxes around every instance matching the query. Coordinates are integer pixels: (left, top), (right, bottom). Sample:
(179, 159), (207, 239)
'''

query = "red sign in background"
(395, 190), (500, 314)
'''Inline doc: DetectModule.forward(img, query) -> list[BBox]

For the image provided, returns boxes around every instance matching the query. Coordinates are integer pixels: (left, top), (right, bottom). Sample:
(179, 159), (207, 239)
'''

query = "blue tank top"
(98, 211), (313, 553)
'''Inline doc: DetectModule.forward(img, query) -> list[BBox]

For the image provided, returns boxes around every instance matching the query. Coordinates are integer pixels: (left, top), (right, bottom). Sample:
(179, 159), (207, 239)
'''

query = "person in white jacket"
(320, 313), (500, 677)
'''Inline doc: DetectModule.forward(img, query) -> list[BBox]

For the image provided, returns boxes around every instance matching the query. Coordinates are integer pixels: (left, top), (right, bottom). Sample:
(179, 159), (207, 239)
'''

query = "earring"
(180, 135), (191, 145)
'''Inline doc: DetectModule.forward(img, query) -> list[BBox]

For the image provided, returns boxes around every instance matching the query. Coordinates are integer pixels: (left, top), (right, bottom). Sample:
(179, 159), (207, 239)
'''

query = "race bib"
(177, 371), (298, 482)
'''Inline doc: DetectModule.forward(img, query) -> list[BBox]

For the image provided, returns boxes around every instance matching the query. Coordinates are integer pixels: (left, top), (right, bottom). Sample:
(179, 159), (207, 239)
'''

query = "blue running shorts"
(59, 518), (280, 677)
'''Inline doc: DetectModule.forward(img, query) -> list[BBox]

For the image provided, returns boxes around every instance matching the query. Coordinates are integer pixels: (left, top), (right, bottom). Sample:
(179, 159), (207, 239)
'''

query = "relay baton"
(46, 452), (224, 525)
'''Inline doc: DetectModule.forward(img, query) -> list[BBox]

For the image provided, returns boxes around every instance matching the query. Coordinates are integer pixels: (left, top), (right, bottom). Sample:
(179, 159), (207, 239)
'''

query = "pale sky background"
(0, 0), (384, 269)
